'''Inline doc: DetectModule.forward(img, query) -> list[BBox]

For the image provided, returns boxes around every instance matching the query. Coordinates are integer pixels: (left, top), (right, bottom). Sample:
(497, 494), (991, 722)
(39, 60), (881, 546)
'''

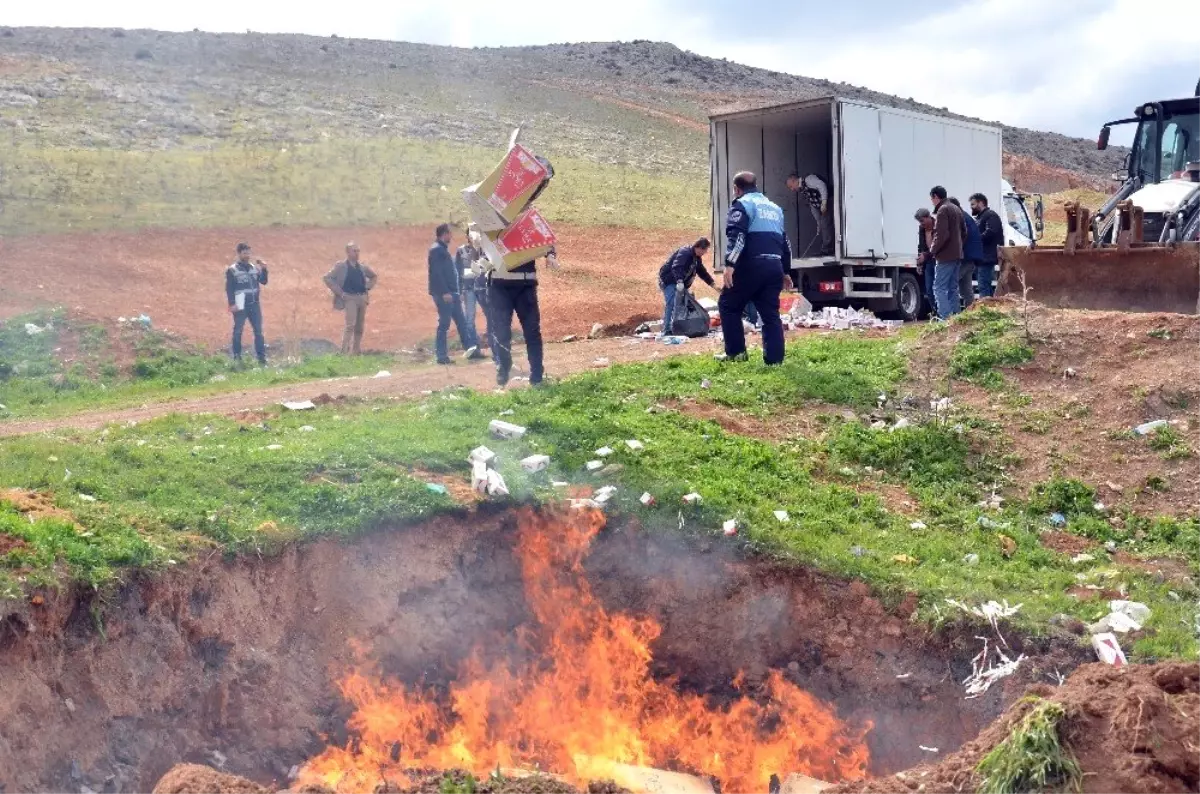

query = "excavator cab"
(999, 84), (1200, 314)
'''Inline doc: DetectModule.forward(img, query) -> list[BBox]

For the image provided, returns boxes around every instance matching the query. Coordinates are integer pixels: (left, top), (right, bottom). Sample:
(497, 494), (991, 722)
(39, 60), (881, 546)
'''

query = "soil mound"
(832, 661), (1200, 794)
(153, 764), (269, 794)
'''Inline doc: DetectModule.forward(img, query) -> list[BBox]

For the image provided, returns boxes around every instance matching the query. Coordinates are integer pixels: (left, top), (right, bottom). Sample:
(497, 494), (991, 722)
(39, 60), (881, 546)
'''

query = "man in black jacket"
(657, 238), (715, 336)
(488, 248), (557, 388)
(428, 224), (483, 365)
(225, 241), (269, 365)
(970, 193), (1004, 298)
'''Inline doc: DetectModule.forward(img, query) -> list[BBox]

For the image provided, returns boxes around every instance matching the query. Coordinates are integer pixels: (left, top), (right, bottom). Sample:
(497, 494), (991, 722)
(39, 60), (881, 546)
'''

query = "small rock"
(787, 661), (800, 674)
(1064, 367), (1077, 378)
(700, 378), (712, 389)
(70, 760), (82, 781)
(561, 335), (578, 343)
(1048, 512), (1067, 527)
(589, 322), (604, 338)
(64, 697), (76, 713)
(910, 521), (927, 530)
(1104, 540), (1118, 553)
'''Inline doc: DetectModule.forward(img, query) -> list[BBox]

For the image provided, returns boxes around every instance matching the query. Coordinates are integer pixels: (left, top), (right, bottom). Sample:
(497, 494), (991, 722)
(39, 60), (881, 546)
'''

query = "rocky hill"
(1, 29), (1121, 183)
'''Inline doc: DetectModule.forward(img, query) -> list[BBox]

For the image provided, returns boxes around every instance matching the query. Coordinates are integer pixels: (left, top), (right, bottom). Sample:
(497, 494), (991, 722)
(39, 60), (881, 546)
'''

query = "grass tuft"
(947, 307), (1035, 389)
(976, 698), (1081, 794)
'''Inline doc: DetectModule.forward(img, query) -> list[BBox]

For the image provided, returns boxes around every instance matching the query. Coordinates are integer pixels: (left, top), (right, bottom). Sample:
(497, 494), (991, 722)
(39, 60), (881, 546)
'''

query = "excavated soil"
(0, 508), (1086, 794)
(831, 662), (1199, 794)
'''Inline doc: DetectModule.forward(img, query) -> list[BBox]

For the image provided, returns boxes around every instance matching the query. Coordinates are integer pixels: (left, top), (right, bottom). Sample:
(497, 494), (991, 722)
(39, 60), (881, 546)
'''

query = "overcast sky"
(4, 0), (1194, 143)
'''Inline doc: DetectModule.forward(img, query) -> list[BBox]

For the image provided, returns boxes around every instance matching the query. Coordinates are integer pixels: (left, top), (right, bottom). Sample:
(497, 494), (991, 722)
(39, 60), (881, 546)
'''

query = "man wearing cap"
(323, 242), (378, 355)
(787, 172), (835, 256)
(225, 241), (269, 365)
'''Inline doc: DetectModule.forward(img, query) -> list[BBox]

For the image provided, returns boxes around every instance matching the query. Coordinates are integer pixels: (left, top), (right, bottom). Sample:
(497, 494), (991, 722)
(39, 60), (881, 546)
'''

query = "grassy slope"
(2, 319), (1195, 660)
(0, 308), (400, 419)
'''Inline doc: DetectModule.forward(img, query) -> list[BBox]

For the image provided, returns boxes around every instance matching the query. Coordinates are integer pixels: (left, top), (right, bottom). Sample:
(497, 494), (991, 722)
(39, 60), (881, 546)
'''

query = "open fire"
(299, 510), (870, 792)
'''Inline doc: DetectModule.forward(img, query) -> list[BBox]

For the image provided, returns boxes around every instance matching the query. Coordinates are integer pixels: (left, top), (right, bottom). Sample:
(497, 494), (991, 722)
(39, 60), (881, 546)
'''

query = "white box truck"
(710, 96), (1003, 320)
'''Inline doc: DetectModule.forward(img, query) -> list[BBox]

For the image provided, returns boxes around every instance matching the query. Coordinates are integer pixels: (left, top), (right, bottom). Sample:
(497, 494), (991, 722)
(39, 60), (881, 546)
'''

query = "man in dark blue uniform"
(487, 249), (557, 388)
(718, 172), (793, 365)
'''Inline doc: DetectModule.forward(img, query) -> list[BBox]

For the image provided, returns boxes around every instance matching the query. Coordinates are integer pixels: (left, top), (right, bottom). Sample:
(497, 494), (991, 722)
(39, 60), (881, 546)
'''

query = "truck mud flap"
(998, 243), (1200, 315)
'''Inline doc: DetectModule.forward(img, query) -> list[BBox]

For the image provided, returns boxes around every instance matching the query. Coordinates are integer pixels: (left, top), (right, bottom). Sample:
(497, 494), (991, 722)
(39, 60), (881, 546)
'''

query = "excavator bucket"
(997, 242), (1200, 315)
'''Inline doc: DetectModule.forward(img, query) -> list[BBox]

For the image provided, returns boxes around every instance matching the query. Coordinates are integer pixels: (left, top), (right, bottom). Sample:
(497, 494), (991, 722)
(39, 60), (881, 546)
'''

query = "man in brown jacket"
(928, 186), (963, 319)
(323, 242), (378, 354)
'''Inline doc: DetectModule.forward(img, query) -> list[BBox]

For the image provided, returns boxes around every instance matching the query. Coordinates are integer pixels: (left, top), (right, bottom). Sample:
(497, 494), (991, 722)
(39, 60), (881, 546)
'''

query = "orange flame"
(300, 509), (870, 792)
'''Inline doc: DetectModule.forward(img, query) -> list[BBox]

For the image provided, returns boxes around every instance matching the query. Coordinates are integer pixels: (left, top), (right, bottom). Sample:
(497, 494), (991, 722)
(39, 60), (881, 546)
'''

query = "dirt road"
(0, 335), (724, 437)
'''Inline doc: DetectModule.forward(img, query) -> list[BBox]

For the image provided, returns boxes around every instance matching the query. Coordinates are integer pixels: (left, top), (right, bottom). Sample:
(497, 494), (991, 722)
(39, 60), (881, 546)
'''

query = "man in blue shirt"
(428, 224), (484, 365)
(718, 172), (793, 365)
(949, 197), (983, 309)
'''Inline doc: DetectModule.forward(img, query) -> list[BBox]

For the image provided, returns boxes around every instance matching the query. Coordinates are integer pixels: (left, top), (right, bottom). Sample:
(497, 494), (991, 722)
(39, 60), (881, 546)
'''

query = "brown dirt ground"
(0, 224), (697, 353)
(153, 764), (269, 794)
(1002, 153), (1109, 194)
(830, 661), (1200, 794)
(912, 300), (1200, 518)
(0, 488), (81, 526)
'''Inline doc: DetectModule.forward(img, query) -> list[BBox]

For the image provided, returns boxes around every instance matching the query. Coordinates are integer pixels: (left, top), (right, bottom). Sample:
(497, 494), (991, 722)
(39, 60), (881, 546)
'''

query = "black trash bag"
(671, 289), (711, 338)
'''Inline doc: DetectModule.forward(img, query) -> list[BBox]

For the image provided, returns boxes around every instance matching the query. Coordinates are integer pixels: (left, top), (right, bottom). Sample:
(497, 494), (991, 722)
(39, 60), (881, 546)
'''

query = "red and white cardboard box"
(462, 143), (551, 232)
(481, 207), (557, 272)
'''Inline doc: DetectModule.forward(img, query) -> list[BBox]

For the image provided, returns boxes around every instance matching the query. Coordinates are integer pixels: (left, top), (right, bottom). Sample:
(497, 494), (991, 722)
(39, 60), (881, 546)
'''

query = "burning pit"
(0, 508), (1041, 793)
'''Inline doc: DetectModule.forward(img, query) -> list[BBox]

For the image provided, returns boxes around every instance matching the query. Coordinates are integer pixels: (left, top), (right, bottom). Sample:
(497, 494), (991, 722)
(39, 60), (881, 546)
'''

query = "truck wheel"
(893, 272), (923, 322)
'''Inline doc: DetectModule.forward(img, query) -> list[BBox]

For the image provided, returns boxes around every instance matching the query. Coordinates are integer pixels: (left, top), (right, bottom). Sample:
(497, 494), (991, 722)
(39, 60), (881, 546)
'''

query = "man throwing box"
(718, 171), (792, 365)
(787, 172), (834, 256)
(323, 242), (377, 355)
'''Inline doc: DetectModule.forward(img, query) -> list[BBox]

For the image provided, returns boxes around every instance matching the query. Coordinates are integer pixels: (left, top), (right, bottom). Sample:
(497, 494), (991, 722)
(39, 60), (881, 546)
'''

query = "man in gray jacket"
(323, 242), (378, 355)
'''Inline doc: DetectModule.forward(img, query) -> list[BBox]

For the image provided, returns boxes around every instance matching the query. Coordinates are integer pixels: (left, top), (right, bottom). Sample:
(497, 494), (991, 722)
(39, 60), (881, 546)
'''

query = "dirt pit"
(0, 508), (1084, 793)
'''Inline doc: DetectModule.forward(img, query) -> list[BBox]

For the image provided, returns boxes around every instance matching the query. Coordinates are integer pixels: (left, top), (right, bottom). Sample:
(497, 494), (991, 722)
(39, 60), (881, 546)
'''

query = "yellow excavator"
(999, 81), (1200, 314)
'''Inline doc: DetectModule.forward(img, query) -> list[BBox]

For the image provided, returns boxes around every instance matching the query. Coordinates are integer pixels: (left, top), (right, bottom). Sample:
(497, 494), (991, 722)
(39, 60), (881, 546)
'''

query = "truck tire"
(891, 272), (923, 322)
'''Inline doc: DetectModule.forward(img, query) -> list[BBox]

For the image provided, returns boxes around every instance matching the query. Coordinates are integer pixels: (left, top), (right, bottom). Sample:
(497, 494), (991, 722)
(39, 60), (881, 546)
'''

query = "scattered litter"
(1134, 419), (1169, 435)
(892, 554), (919, 565)
(1106, 481), (1122, 493)
(910, 521), (927, 530)
(625, 439), (644, 451)
(210, 374), (228, 383)
(561, 335), (578, 343)
(931, 397), (953, 415)
(919, 746), (939, 754)
(471, 460), (489, 493)
(774, 510), (790, 523)
(48, 456), (58, 463)
(1104, 540), (1118, 553)
(78, 494), (97, 503)
(792, 306), (902, 331)
(963, 553), (980, 566)
(851, 545), (866, 558)
(682, 492), (703, 505)
(963, 637), (1025, 698)
(661, 336), (688, 345)
(265, 444), (283, 450)
(24, 323), (44, 335)
(489, 420), (527, 440)
(468, 446), (497, 466)
(1168, 591), (1181, 602)
(895, 673), (911, 679)
(640, 492), (656, 506)
(600, 464), (624, 476)
(373, 370), (392, 379)
(1064, 367), (1077, 378)
(722, 519), (738, 536)
(499, 409), (515, 416)
(1093, 502), (1106, 513)
(594, 486), (618, 505)
(298, 425), (315, 432)
(978, 493), (1004, 510)
(1092, 632), (1127, 666)
(1048, 512), (1067, 527)
(592, 358), (611, 367)
(871, 420), (887, 430)
(521, 454), (550, 473)
(586, 460), (604, 472)
(998, 534), (1017, 558)
(700, 378), (712, 389)
(589, 322), (605, 338)
(1071, 553), (1095, 564)
(282, 400), (316, 411)
(485, 469), (509, 497)
(890, 417), (911, 432)
(552, 481), (569, 488)
(1089, 600), (1151, 634)
(595, 446), (614, 457)
(425, 483), (447, 495)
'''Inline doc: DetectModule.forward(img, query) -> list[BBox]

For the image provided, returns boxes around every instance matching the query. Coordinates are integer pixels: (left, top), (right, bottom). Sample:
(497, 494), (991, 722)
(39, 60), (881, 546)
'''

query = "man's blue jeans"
(976, 262), (997, 298)
(461, 282), (480, 345)
(661, 282), (678, 334)
(232, 300), (266, 363)
(933, 260), (961, 319)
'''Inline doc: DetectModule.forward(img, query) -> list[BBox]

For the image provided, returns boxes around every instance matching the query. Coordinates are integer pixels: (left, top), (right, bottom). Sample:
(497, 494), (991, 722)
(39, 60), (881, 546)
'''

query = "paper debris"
(521, 454), (550, 473)
(640, 492), (655, 506)
(552, 481), (569, 488)
(25, 323), (44, 335)
(266, 444), (284, 450)
(963, 637), (1025, 698)
(890, 418), (911, 432)
(489, 420), (527, 439)
(594, 486), (618, 505)
(298, 425), (315, 432)
(592, 358), (611, 368)
(700, 378), (712, 389)
(586, 460), (604, 472)
(78, 494), (97, 503)
(468, 446), (497, 466)
(595, 446), (614, 457)
(773, 510), (790, 523)
(1071, 553), (1095, 564)
(947, 599), (1022, 647)
(919, 746), (939, 753)
(910, 521), (927, 530)
(1092, 632), (1127, 666)
(472, 460), (489, 493)
(624, 440), (644, 451)
(499, 409), (515, 416)
(485, 469), (509, 497)
(682, 492), (703, 505)
(373, 370), (392, 379)
(963, 553), (980, 566)
(722, 519), (738, 536)
(282, 400), (316, 411)
(791, 306), (902, 331)
(892, 554), (919, 565)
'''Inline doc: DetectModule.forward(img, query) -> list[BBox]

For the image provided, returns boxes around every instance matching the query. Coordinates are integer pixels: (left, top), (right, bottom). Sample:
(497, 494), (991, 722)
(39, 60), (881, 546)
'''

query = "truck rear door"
(838, 101), (885, 258)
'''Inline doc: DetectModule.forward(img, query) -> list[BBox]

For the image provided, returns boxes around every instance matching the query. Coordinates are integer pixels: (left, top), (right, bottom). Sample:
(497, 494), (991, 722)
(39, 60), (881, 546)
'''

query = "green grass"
(946, 307), (1035, 389)
(0, 136), (705, 236)
(1148, 425), (1192, 460)
(976, 698), (1081, 794)
(0, 309), (398, 419)
(0, 334), (1195, 659)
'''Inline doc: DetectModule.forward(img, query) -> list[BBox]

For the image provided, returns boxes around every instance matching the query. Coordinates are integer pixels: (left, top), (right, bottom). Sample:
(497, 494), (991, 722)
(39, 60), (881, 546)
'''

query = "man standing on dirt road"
(455, 226), (490, 360)
(929, 186), (964, 320)
(719, 171), (792, 365)
(225, 241), (269, 365)
(970, 193), (1004, 298)
(487, 247), (558, 389)
(428, 224), (484, 366)
(323, 242), (377, 355)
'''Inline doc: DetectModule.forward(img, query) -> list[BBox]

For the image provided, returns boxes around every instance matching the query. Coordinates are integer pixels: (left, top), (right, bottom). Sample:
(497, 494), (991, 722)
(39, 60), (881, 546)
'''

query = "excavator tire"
(997, 243), (1200, 315)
